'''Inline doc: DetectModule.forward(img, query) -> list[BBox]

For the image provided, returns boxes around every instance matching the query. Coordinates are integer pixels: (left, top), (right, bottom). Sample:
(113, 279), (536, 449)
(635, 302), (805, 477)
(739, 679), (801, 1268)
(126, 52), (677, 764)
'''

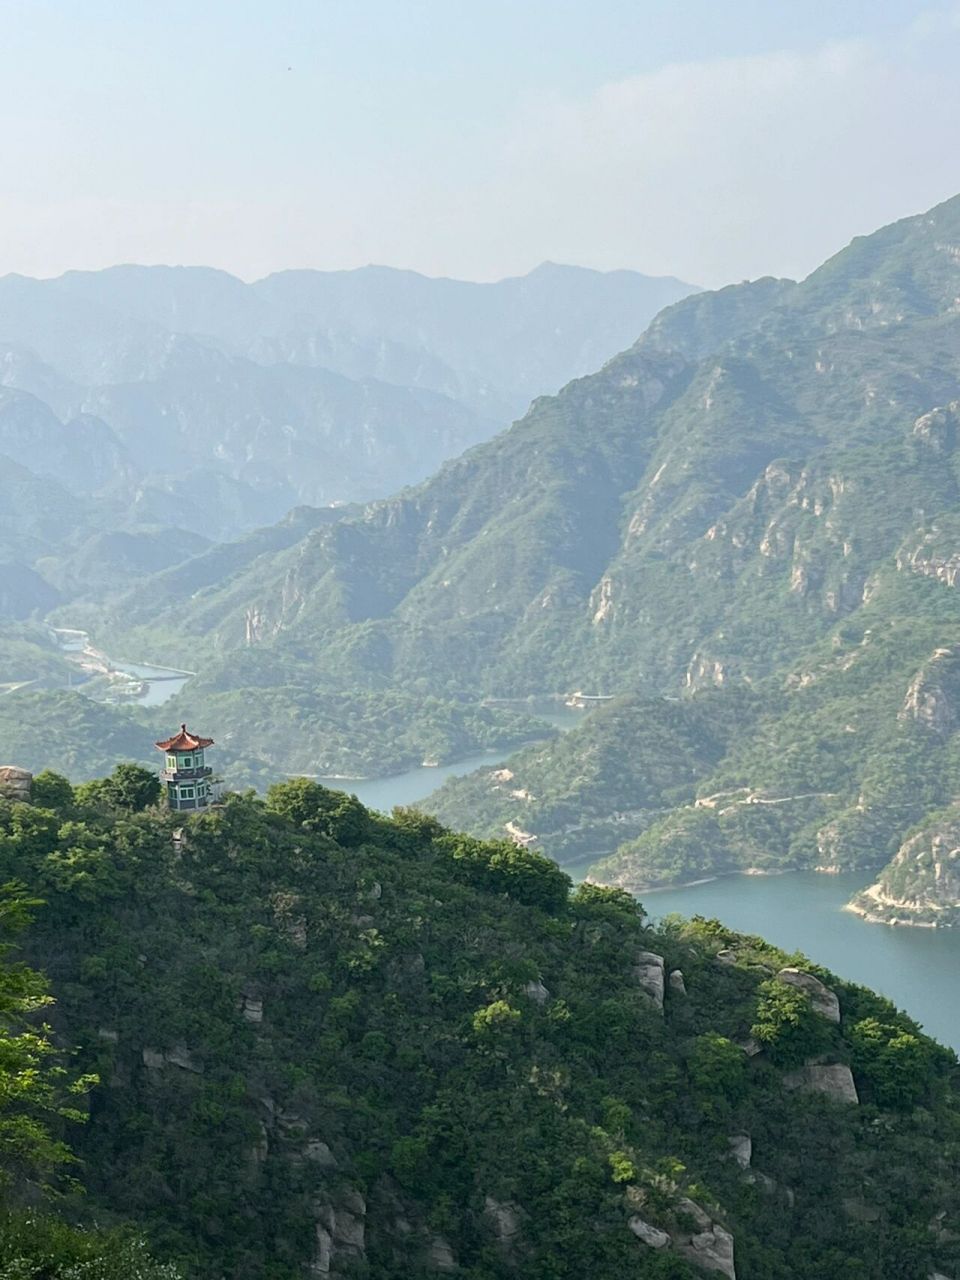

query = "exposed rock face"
(484, 1197), (522, 1253)
(165, 1043), (203, 1073)
(675, 1199), (736, 1279)
(727, 1134), (752, 1169)
(783, 1060), (859, 1105)
(240, 993), (264, 1023)
(669, 968), (687, 995)
(911, 402), (960, 454)
(305, 1139), (337, 1168)
(313, 1191), (366, 1276)
(142, 1044), (202, 1073)
(776, 968), (840, 1023)
(899, 647), (960, 736)
(633, 951), (665, 1010)
(425, 1235), (457, 1271)
(0, 765), (32, 802)
(629, 1216), (671, 1249)
(523, 979), (550, 1005)
(847, 806), (960, 927)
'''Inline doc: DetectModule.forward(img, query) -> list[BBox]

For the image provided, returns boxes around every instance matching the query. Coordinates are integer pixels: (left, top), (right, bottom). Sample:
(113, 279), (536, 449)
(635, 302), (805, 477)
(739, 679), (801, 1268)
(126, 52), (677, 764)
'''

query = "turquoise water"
(638, 871), (960, 1051)
(319, 749), (511, 813)
(319, 707), (586, 813)
(108, 660), (192, 707)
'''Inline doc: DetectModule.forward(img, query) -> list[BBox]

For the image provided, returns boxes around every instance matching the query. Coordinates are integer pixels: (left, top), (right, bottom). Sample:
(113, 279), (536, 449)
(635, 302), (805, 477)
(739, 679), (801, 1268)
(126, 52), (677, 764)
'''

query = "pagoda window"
(166, 755), (177, 769)
(182, 756), (193, 769)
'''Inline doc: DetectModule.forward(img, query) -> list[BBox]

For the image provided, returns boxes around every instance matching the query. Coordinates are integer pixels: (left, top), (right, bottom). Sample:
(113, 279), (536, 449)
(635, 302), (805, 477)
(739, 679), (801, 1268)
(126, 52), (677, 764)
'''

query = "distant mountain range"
(0, 261), (695, 615)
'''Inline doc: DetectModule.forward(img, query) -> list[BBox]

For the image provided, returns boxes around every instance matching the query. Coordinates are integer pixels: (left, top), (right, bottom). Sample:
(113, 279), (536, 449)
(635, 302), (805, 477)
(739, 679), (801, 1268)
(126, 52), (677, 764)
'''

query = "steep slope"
(3, 778), (959, 1279)
(101, 196), (960, 703)
(0, 263), (696, 543)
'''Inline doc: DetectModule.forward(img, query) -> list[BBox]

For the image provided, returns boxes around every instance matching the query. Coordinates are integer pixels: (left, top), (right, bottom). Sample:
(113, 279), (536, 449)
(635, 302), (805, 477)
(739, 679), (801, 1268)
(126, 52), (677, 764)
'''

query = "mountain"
(87, 194), (960, 918)
(106, 195), (960, 683)
(0, 262), (697, 418)
(0, 263), (697, 545)
(2, 773), (959, 1279)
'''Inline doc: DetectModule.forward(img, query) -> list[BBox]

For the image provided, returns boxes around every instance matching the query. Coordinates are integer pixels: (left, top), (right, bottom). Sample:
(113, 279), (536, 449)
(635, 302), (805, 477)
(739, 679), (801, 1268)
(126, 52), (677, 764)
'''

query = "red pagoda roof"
(155, 724), (214, 752)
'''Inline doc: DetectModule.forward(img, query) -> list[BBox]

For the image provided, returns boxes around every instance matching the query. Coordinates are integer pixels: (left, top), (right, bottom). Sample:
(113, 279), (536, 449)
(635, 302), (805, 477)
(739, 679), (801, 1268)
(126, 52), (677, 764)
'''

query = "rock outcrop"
(775, 968), (840, 1022)
(484, 1197), (522, 1255)
(899, 647), (960, 737)
(0, 765), (32, 803)
(523, 979), (550, 1005)
(313, 1190), (366, 1276)
(669, 968), (687, 995)
(847, 807), (960, 927)
(633, 951), (666, 1010)
(629, 1216), (671, 1249)
(727, 1134), (752, 1169)
(783, 1059), (859, 1105)
(628, 1200), (736, 1278)
(674, 1199), (736, 1279)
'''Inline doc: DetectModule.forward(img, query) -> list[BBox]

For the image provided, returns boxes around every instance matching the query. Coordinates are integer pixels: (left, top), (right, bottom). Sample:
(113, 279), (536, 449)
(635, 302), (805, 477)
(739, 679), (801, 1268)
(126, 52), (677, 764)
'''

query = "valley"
(9, 8), (960, 1279)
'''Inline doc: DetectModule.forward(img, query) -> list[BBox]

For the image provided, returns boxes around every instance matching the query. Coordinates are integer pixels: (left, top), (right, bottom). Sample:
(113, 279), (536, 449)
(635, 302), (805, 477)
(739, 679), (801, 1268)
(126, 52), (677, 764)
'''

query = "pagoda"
(155, 724), (216, 811)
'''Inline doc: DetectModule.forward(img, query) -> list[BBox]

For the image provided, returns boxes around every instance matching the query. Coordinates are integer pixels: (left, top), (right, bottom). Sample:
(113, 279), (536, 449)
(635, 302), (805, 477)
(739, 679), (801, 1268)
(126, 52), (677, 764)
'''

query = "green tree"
(265, 778), (369, 845)
(76, 765), (160, 814)
(688, 1032), (747, 1117)
(28, 772), (74, 813)
(849, 1017), (945, 1109)
(751, 979), (831, 1067)
(0, 886), (94, 1189)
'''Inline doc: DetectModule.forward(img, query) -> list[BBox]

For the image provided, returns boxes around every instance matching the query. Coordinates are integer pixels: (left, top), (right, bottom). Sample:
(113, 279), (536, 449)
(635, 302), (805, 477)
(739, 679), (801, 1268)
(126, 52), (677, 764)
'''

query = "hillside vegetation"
(1, 773), (959, 1278)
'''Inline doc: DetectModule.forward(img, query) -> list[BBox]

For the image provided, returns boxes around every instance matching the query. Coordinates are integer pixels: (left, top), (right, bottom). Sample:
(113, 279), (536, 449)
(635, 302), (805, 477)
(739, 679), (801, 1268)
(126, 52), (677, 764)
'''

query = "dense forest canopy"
(0, 769), (957, 1278)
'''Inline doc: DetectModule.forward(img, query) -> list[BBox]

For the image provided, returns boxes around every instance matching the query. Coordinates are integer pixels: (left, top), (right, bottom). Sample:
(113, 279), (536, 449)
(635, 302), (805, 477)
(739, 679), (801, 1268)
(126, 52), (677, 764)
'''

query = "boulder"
(484, 1196), (522, 1247)
(628, 1216), (670, 1249)
(776, 968), (840, 1022)
(523, 979), (550, 1005)
(727, 1134), (751, 1169)
(783, 1060), (859, 1104)
(315, 1191), (366, 1267)
(675, 1199), (736, 1279)
(241, 994), (264, 1023)
(634, 951), (665, 1010)
(669, 969), (687, 995)
(425, 1235), (457, 1271)
(305, 1139), (337, 1168)
(165, 1043), (203, 1074)
(0, 765), (32, 803)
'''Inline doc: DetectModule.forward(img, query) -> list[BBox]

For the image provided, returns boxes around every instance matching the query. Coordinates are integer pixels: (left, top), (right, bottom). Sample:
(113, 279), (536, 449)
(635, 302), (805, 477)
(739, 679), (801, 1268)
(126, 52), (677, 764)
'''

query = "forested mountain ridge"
(77, 193), (960, 917)
(102, 194), (960, 696)
(0, 261), (694, 624)
(2, 773), (959, 1279)
(0, 261), (695, 421)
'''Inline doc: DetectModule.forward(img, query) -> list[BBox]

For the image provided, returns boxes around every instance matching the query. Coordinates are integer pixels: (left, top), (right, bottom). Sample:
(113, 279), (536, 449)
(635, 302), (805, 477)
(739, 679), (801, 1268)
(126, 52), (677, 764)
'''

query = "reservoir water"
(108, 660), (191, 707)
(51, 630), (191, 707)
(319, 706), (586, 813)
(319, 749), (510, 813)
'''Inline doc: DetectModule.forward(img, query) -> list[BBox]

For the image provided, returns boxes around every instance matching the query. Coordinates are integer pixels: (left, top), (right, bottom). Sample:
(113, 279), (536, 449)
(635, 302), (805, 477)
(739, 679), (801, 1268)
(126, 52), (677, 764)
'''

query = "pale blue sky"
(1, 1), (959, 284)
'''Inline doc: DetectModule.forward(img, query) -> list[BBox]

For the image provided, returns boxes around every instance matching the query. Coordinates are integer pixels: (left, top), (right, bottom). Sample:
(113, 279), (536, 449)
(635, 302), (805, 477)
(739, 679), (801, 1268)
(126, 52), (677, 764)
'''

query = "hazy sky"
(2, 0), (960, 286)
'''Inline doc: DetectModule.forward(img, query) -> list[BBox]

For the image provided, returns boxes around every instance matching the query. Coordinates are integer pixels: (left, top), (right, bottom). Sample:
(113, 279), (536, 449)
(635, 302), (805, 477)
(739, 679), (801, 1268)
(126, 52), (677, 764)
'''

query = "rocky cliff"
(848, 808), (960, 926)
